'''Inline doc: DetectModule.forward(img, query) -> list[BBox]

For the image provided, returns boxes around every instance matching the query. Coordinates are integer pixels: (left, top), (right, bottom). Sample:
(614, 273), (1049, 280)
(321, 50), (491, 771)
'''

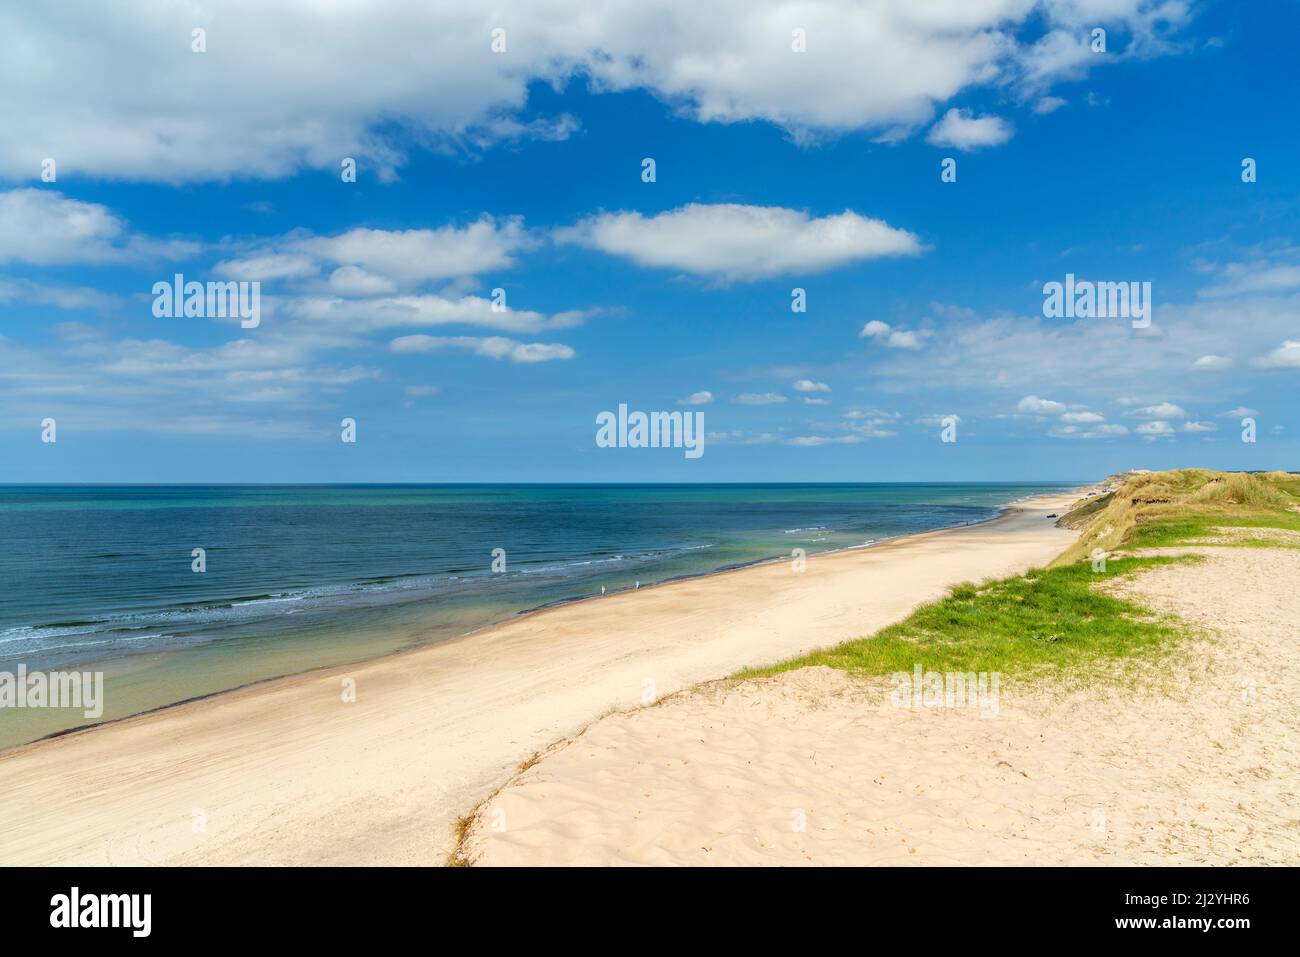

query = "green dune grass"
(743, 469), (1300, 683)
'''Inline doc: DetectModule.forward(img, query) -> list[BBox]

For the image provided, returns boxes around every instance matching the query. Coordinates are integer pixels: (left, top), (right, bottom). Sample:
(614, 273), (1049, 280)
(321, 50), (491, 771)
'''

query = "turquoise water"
(0, 483), (1077, 746)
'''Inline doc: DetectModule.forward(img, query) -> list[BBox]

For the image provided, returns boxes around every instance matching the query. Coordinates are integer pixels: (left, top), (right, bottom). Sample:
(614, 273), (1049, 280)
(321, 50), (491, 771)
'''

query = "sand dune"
(0, 494), (1077, 866)
(464, 545), (1300, 866)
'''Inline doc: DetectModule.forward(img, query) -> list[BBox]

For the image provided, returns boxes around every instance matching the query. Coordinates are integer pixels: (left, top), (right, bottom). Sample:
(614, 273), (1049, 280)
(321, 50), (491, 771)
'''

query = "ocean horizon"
(0, 482), (1080, 747)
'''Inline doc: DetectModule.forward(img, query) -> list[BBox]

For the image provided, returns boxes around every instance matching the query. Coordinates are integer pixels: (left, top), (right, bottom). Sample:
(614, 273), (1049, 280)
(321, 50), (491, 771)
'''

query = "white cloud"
(0, 2), (1190, 182)
(0, 278), (118, 312)
(296, 219), (530, 285)
(1180, 421), (1216, 432)
(0, 326), (386, 437)
(863, 292), (1300, 410)
(286, 293), (575, 335)
(679, 391), (714, 405)
(802, 397), (829, 406)
(1049, 422), (1128, 439)
(844, 408), (901, 422)
(886, 330), (926, 349)
(1033, 95), (1068, 114)
(793, 379), (830, 392)
(1253, 340), (1300, 369)
(216, 252), (319, 282)
(0, 189), (196, 265)
(859, 320), (926, 349)
(1060, 410), (1104, 423)
(1192, 354), (1231, 371)
(326, 266), (400, 297)
(1200, 262), (1300, 298)
(1136, 420), (1174, 435)
(734, 392), (788, 405)
(785, 434), (865, 446)
(1220, 407), (1258, 418)
(389, 334), (574, 363)
(220, 218), (531, 288)
(925, 108), (1014, 150)
(1132, 402), (1189, 419)
(557, 204), (920, 281)
(1017, 395), (1067, 414)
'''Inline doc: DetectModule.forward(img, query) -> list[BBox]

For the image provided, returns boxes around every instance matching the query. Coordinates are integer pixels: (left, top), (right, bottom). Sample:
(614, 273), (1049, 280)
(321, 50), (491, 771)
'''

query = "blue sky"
(2, 0), (1298, 482)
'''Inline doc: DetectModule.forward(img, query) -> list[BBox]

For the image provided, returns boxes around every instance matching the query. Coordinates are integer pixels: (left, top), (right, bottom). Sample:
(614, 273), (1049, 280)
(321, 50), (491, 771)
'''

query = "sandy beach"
(0, 492), (1078, 866)
(464, 543), (1300, 866)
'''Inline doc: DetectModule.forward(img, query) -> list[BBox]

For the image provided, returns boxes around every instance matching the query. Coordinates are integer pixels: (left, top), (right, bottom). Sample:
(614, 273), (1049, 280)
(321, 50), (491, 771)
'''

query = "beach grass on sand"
(744, 468), (1300, 683)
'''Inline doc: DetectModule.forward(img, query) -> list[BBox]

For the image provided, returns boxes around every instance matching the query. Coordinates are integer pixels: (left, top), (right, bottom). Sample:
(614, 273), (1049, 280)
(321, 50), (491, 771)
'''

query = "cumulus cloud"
(1132, 402), (1189, 419)
(1192, 354), (1231, 371)
(1136, 420), (1174, 436)
(1180, 421), (1216, 432)
(925, 108), (1014, 150)
(793, 379), (830, 392)
(216, 252), (319, 283)
(0, 189), (196, 265)
(0, 2), (1192, 182)
(679, 391), (714, 405)
(557, 205), (921, 281)
(295, 219), (531, 286)
(859, 320), (926, 349)
(1253, 340), (1300, 369)
(210, 215), (598, 336)
(1060, 410), (1105, 423)
(1017, 395), (1067, 414)
(218, 217), (531, 288)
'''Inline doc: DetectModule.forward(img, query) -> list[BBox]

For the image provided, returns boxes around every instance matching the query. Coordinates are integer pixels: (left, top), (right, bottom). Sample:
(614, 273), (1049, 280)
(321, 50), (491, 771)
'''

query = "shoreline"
(4, 485), (1084, 754)
(514, 485), (1081, 615)
(0, 489), (1083, 866)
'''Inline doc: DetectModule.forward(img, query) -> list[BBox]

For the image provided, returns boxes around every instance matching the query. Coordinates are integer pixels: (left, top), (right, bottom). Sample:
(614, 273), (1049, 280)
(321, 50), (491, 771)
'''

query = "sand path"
(0, 493), (1078, 866)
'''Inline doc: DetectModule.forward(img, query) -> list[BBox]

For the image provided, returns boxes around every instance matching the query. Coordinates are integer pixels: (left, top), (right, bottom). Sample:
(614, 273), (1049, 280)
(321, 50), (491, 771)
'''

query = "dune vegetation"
(1054, 468), (1300, 564)
(744, 469), (1300, 683)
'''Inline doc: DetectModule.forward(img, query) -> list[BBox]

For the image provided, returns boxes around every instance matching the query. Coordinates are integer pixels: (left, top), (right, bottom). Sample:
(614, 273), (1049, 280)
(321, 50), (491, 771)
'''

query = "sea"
(0, 482), (1078, 747)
